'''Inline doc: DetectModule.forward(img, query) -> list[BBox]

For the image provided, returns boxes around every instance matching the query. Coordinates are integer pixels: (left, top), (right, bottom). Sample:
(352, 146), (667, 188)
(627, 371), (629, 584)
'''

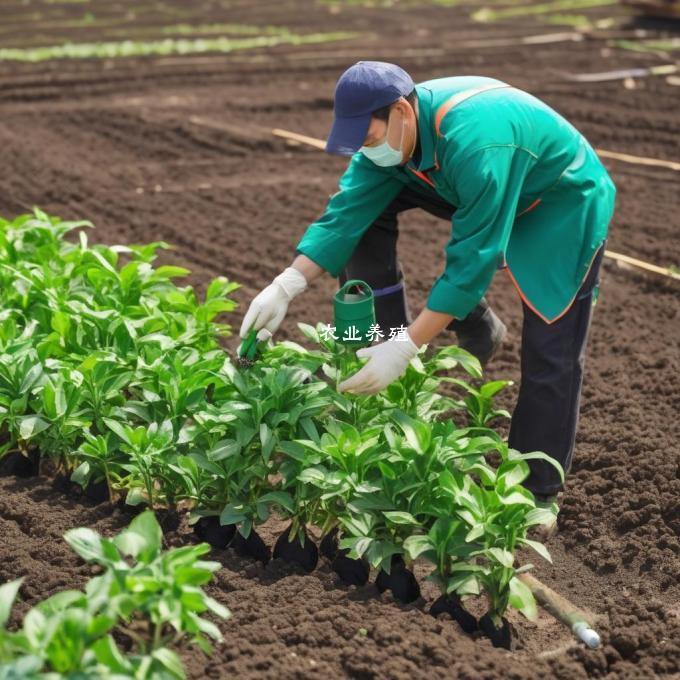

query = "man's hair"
(371, 89), (417, 121)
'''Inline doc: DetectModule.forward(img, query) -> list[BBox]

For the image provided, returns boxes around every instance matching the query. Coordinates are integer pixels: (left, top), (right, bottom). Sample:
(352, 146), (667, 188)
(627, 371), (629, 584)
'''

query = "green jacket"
(295, 76), (616, 323)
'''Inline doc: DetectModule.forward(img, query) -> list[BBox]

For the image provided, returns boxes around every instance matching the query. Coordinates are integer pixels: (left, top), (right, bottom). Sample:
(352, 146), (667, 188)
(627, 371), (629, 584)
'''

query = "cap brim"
(325, 112), (372, 156)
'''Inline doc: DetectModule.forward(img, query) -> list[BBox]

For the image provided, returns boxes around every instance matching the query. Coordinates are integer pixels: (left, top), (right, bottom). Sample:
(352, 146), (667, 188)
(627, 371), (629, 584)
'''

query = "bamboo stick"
(518, 572), (602, 648)
(597, 149), (680, 173)
(564, 63), (678, 82)
(605, 250), (680, 280)
(272, 128), (326, 150)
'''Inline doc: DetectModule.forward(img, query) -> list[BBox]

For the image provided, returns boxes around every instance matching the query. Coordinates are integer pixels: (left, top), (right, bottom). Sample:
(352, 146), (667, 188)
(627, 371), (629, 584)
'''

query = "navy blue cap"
(326, 61), (414, 156)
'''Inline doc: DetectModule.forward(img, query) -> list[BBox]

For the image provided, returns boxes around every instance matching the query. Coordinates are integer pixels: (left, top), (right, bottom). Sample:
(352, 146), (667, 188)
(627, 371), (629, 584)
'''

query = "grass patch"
(319, 0), (471, 7)
(0, 31), (360, 62)
(160, 23), (293, 37)
(472, 0), (618, 22)
(539, 12), (593, 26)
(610, 38), (680, 55)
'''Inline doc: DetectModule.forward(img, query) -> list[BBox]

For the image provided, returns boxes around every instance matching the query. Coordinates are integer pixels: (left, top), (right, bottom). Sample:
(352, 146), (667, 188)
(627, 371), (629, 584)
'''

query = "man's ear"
(395, 97), (417, 126)
(392, 97), (408, 116)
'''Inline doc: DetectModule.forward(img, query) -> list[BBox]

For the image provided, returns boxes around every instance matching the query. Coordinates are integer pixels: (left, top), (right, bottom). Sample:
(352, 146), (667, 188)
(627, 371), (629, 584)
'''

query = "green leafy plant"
(338, 411), (500, 569)
(0, 511), (230, 679)
(405, 445), (562, 642)
(444, 377), (512, 427)
(216, 363), (334, 546)
(104, 419), (177, 508)
(0, 210), (565, 651)
(280, 418), (389, 543)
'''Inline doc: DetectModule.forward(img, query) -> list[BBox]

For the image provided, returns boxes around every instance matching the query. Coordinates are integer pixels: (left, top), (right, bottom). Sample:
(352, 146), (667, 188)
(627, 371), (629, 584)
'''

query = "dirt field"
(0, 0), (679, 678)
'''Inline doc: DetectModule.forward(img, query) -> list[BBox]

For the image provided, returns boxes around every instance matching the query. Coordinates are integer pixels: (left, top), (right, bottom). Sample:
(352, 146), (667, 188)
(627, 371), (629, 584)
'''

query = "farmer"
(239, 62), (616, 533)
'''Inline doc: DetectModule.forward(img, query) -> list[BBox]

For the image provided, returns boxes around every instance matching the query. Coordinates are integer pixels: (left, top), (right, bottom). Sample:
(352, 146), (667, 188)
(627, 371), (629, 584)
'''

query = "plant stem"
(153, 622), (163, 651)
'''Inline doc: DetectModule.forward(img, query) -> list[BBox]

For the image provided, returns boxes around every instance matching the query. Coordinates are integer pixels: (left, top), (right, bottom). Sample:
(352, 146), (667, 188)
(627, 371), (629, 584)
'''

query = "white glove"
(338, 331), (420, 395)
(239, 267), (308, 339)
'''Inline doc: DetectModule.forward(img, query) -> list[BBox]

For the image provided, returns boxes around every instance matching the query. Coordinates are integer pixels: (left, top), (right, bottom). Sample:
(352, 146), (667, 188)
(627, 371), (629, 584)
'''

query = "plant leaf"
(403, 535), (434, 560)
(383, 511), (419, 526)
(518, 538), (553, 563)
(509, 576), (538, 621)
(64, 527), (106, 563)
(486, 547), (514, 568)
(152, 648), (186, 679)
(113, 510), (162, 561)
(0, 578), (23, 628)
(18, 415), (50, 440)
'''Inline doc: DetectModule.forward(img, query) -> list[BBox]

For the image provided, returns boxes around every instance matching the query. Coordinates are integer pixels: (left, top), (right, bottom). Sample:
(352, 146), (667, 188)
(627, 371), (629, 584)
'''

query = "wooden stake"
(272, 128), (326, 150)
(597, 149), (680, 173)
(605, 249), (680, 280)
(564, 63), (678, 82)
(519, 572), (597, 627)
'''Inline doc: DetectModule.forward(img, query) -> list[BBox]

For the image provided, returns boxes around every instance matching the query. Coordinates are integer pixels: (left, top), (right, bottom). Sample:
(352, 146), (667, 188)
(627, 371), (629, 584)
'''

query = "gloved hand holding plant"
(239, 266), (309, 340)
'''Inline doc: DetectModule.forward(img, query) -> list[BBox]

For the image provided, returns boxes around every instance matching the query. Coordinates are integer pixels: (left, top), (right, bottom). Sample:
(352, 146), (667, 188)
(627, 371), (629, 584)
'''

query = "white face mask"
(359, 110), (405, 167)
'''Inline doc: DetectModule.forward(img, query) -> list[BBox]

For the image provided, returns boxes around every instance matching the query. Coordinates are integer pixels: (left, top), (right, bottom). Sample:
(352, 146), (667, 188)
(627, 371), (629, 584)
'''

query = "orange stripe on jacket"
(435, 99), (458, 138)
(505, 244), (603, 325)
(407, 166), (435, 188)
(517, 198), (542, 217)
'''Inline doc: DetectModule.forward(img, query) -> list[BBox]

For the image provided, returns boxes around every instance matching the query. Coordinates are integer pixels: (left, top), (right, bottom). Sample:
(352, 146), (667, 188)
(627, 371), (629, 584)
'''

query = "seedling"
(0, 511), (230, 677)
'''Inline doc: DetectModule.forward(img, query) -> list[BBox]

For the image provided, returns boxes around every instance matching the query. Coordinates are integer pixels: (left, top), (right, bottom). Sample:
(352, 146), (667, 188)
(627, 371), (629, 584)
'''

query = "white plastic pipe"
(518, 572), (602, 649)
(572, 621), (602, 649)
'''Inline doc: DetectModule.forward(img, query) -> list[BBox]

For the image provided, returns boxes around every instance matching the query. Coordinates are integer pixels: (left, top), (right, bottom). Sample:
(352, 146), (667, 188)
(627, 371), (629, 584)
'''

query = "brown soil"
(0, 1), (679, 678)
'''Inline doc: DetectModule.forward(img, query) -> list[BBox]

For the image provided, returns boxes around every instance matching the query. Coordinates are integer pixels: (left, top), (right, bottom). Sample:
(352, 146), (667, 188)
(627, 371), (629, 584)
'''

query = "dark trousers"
(339, 182), (605, 497)
(338, 183), (490, 334)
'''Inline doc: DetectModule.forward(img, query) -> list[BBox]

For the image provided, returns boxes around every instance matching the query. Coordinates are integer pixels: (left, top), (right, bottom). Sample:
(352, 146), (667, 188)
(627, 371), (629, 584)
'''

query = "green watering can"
(333, 279), (376, 346)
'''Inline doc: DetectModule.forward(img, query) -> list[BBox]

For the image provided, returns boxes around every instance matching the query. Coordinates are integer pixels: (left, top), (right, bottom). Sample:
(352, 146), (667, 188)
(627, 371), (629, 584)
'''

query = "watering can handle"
(337, 279), (373, 297)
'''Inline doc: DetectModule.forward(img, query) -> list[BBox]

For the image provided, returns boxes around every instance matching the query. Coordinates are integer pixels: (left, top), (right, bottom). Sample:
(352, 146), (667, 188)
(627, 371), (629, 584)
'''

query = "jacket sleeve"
(426, 145), (536, 319)
(294, 153), (405, 277)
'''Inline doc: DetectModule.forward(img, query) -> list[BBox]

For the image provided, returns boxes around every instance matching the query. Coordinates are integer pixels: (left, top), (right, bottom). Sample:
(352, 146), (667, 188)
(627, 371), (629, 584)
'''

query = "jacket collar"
(408, 84), (437, 172)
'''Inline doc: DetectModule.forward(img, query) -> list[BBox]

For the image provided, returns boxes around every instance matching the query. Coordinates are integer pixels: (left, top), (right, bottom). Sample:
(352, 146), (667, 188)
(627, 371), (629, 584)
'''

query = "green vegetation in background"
(0, 22), (302, 51)
(315, 0), (623, 29)
(0, 31), (360, 62)
(540, 13), (616, 28)
(160, 23), (294, 36)
(539, 12), (593, 26)
(317, 0), (605, 7)
(472, 0), (618, 22)
(318, 0), (470, 7)
(0, 4), (219, 31)
(610, 38), (680, 55)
